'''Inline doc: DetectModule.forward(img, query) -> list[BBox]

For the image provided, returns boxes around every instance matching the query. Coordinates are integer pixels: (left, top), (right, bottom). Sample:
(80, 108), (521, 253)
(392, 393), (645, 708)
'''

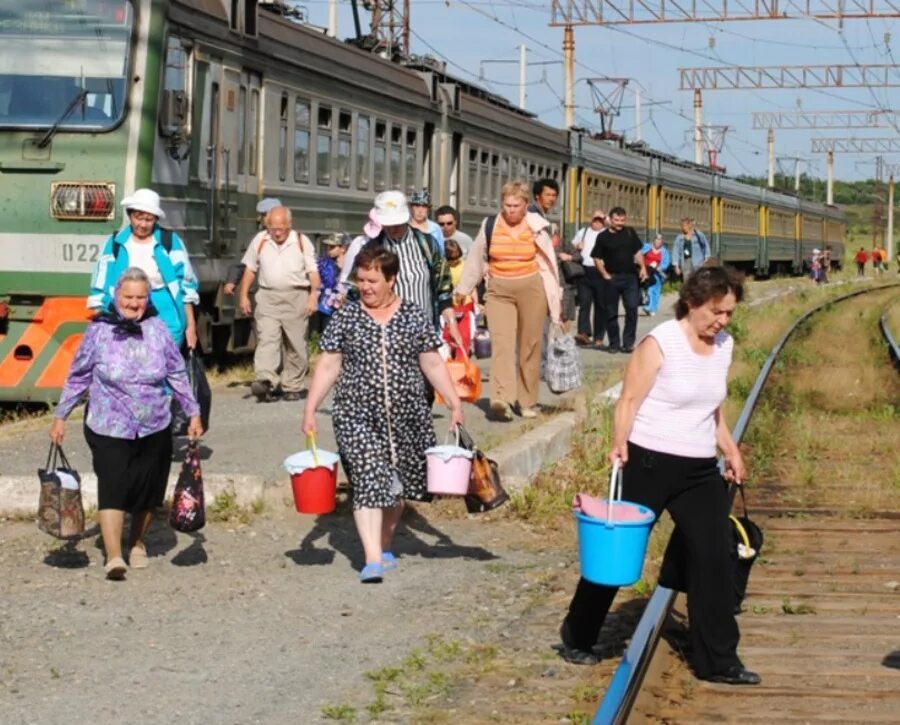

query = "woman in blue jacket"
(88, 189), (200, 348)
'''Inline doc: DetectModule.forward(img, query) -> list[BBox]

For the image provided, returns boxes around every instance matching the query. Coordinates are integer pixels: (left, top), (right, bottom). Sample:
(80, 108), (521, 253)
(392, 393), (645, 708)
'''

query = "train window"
(248, 88), (259, 175)
(405, 128), (418, 194)
(480, 151), (490, 206)
(374, 120), (387, 191)
(390, 126), (403, 189)
(237, 86), (247, 174)
(491, 154), (500, 202)
(501, 156), (510, 181)
(357, 115), (370, 191)
(468, 148), (478, 205)
(278, 93), (288, 182)
(230, 0), (239, 30)
(245, 0), (258, 36)
(337, 110), (352, 188)
(317, 106), (333, 186)
(293, 99), (310, 183)
(529, 163), (536, 177)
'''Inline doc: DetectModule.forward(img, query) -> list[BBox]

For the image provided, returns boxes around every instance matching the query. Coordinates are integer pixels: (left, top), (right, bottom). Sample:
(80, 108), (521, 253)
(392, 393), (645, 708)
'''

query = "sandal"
(381, 552), (398, 571)
(359, 562), (384, 583)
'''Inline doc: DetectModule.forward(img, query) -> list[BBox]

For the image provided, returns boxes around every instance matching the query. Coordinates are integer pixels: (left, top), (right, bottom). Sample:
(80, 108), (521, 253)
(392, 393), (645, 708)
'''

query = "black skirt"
(84, 424), (173, 513)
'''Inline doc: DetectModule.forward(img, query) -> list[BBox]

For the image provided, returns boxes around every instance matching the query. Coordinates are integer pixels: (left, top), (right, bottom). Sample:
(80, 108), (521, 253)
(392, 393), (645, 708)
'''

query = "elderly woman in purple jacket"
(50, 268), (202, 580)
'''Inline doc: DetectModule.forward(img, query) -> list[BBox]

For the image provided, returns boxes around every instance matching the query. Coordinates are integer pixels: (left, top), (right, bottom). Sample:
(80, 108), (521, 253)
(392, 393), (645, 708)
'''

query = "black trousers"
(563, 442), (741, 678)
(577, 267), (607, 341)
(603, 273), (639, 348)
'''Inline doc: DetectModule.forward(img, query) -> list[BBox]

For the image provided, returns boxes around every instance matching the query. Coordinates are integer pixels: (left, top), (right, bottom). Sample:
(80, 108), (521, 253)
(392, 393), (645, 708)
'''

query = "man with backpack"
(672, 217), (710, 279)
(238, 206), (321, 402)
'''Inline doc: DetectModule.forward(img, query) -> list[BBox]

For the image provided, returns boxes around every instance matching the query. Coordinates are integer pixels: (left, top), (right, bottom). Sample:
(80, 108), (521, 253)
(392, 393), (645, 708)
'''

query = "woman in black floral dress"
(303, 246), (463, 583)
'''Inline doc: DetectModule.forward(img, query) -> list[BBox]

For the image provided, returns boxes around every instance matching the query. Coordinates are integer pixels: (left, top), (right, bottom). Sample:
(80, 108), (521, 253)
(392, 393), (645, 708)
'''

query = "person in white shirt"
(238, 206), (321, 402)
(435, 205), (474, 257)
(573, 210), (608, 347)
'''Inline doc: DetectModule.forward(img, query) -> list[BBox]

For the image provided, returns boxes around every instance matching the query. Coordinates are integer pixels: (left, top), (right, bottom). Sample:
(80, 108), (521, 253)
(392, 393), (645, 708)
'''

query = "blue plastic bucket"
(576, 505), (656, 586)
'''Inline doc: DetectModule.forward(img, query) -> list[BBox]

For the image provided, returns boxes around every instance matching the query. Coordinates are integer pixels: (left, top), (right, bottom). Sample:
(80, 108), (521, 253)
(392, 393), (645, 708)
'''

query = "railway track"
(595, 284), (900, 724)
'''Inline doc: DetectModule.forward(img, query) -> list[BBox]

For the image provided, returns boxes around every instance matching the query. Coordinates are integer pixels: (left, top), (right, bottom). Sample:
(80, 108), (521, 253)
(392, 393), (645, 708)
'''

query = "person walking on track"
(239, 206), (321, 402)
(672, 217), (710, 279)
(559, 265), (760, 687)
(572, 210), (608, 347)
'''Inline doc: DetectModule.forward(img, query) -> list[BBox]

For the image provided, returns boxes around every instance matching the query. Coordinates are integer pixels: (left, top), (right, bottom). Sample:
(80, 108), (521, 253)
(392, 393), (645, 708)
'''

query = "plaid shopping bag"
(37, 444), (84, 539)
(546, 325), (582, 394)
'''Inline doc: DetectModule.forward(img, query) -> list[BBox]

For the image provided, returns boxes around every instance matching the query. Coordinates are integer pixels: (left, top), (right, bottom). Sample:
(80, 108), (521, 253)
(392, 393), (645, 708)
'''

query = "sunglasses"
(437, 221), (455, 226)
(591, 217), (605, 222)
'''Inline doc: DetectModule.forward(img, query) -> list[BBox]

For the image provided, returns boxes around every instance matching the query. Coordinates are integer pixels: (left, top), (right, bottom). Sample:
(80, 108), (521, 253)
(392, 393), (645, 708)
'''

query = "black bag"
(37, 444), (85, 539)
(561, 260), (585, 282)
(457, 426), (508, 513)
(657, 484), (763, 614)
(169, 441), (206, 532)
(172, 349), (211, 436)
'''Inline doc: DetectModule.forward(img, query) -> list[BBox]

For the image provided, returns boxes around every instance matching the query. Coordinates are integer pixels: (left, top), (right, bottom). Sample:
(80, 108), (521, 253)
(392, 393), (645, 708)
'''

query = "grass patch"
(206, 489), (265, 524)
(781, 597), (817, 615)
(320, 703), (357, 721)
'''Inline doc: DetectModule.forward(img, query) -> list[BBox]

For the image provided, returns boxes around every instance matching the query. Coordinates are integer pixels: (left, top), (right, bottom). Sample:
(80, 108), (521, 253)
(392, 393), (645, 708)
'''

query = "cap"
(372, 190), (410, 226)
(320, 233), (348, 247)
(121, 188), (165, 220)
(256, 197), (282, 215)
(408, 189), (431, 206)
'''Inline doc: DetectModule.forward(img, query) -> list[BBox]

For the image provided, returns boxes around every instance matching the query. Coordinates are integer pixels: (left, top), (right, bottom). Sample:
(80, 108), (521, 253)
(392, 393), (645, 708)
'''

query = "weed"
(321, 703), (356, 721)
(750, 605), (770, 615)
(631, 579), (653, 597)
(426, 635), (462, 662)
(49, 667), (60, 680)
(571, 683), (602, 703)
(563, 711), (590, 724)
(781, 597), (816, 615)
(206, 490), (261, 524)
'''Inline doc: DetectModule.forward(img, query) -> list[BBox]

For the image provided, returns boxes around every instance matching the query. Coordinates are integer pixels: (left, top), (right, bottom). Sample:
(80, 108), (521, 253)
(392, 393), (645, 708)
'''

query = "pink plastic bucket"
(425, 442), (473, 495)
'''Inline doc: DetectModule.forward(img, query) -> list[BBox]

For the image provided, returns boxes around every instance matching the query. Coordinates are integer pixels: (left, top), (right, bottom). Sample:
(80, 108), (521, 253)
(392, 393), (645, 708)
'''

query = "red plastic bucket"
(283, 439), (340, 514)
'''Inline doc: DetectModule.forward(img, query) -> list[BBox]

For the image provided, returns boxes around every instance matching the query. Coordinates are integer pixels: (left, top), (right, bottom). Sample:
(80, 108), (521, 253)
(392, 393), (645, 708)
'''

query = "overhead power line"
(680, 64), (900, 90)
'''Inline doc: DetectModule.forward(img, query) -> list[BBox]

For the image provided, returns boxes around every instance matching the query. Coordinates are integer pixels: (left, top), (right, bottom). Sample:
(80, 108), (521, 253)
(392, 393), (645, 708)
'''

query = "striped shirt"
(382, 229), (433, 319)
(629, 319), (733, 458)
(489, 216), (539, 279)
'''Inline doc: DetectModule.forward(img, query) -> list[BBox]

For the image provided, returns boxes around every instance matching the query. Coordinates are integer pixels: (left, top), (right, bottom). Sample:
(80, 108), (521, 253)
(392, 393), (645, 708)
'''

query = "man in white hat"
(360, 191), (463, 352)
(239, 206), (320, 402)
(223, 198), (282, 296)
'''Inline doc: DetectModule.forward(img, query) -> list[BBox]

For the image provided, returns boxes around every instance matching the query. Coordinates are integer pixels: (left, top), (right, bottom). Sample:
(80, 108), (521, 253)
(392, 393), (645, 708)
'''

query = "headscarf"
(96, 275), (159, 338)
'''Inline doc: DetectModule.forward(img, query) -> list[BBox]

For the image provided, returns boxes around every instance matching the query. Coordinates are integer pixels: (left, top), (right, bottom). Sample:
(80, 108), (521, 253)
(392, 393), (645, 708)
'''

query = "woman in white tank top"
(560, 266), (761, 686)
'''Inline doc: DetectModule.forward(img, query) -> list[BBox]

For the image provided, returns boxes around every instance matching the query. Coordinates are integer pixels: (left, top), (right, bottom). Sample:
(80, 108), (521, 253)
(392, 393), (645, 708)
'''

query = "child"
(443, 238), (477, 355)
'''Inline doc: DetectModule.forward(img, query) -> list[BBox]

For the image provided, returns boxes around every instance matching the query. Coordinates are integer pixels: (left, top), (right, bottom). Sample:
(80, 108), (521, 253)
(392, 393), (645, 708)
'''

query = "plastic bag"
(170, 441), (206, 532)
(435, 350), (482, 404)
(37, 444), (84, 539)
(545, 325), (582, 394)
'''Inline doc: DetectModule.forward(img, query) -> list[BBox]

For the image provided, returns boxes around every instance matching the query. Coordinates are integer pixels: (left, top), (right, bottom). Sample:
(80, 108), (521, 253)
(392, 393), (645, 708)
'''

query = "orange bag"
(436, 350), (482, 404)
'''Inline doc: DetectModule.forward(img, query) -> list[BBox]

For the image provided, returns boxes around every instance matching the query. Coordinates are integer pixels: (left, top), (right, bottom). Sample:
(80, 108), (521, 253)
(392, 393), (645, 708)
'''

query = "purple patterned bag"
(169, 441), (205, 532)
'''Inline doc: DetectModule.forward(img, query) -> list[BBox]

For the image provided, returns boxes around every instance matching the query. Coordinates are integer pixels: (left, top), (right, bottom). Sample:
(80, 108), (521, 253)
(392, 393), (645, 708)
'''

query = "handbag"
(657, 483), (763, 614)
(435, 349), (482, 404)
(169, 441), (206, 532)
(457, 426), (508, 513)
(545, 324), (582, 394)
(561, 260), (585, 282)
(37, 444), (85, 539)
(172, 349), (211, 436)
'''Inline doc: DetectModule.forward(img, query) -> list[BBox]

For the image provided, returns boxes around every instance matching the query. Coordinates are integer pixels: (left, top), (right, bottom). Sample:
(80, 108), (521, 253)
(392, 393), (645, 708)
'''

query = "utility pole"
(367, 0), (409, 59)
(563, 25), (575, 128)
(519, 45), (527, 110)
(826, 150), (834, 205)
(328, 0), (338, 37)
(794, 158), (803, 192)
(767, 129), (775, 188)
(888, 175), (895, 262)
(693, 90), (703, 164)
(635, 88), (642, 142)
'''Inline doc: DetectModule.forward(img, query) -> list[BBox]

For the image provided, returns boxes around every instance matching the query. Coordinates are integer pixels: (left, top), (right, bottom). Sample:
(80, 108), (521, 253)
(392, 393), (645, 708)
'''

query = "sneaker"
(104, 556), (127, 581)
(282, 390), (307, 402)
(381, 552), (398, 571)
(250, 379), (273, 402)
(489, 400), (514, 422)
(517, 404), (538, 419)
(606, 345), (621, 354)
(700, 665), (761, 686)
(622, 345), (635, 354)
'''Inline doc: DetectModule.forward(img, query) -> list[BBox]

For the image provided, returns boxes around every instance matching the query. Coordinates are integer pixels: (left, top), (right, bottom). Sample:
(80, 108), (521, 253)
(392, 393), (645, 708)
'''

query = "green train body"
(0, 0), (845, 403)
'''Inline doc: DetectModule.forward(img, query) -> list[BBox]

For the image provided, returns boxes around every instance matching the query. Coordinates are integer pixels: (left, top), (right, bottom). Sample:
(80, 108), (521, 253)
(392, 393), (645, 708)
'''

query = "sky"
(297, 0), (900, 184)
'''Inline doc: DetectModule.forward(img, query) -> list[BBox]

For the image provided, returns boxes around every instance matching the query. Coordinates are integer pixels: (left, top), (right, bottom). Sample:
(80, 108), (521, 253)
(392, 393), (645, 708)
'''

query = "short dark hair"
(608, 206), (627, 217)
(532, 178), (559, 197)
(355, 244), (400, 281)
(674, 265), (744, 320)
(434, 205), (459, 224)
(444, 238), (462, 258)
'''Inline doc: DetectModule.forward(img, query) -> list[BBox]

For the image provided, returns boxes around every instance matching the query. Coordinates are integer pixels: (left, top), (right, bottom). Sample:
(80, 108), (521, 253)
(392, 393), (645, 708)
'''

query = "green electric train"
(0, 0), (845, 403)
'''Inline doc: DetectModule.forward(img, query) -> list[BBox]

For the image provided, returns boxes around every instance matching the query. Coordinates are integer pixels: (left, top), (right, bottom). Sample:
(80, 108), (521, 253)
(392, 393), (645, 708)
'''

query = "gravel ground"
(0, 505), (572, 724)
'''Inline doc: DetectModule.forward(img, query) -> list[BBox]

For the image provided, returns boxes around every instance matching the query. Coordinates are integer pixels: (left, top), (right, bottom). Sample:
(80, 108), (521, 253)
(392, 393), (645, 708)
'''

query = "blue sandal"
(359, 562), (384, 583)
(381, 552), (398, 571)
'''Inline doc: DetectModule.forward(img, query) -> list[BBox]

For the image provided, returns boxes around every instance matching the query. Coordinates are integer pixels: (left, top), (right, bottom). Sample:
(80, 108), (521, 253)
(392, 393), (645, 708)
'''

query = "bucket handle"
(606, 459), (623, 526)
(306, 433), (320, 468)
(442, 425), (461, 448)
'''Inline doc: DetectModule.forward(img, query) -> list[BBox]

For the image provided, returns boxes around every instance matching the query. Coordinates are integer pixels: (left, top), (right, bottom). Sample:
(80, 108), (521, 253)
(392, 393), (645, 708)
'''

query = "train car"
(0, 0), (847, 404)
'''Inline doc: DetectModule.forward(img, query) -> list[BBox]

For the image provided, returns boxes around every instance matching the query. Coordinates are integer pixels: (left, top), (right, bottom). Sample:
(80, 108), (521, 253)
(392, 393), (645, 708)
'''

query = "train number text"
(62, 243), (100, 263)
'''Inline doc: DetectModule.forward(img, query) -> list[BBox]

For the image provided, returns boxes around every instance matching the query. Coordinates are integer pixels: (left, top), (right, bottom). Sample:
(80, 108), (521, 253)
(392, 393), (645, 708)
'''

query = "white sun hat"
(372, 190), (410, 226)
(121, 188), (165, 220)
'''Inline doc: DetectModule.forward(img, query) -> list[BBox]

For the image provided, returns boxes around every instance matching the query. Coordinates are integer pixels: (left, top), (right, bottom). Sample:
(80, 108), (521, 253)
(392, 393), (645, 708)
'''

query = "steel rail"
(592, 283), (900, 725)
(880, 300), (900, 369)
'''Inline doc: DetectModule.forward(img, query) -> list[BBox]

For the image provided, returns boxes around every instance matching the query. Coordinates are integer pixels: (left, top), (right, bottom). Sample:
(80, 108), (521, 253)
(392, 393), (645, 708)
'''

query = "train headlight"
(50, 183), (116, 221)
